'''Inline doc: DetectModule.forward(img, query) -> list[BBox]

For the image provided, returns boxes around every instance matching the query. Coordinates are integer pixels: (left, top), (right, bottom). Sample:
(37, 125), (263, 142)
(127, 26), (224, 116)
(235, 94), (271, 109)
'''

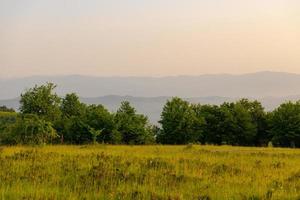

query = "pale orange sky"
(0, 0), (300, 78)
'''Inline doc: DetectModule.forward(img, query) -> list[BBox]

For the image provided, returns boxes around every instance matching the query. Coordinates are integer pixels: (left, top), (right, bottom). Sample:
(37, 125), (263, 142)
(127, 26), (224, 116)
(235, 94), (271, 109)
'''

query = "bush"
(1, 114), (58, 145)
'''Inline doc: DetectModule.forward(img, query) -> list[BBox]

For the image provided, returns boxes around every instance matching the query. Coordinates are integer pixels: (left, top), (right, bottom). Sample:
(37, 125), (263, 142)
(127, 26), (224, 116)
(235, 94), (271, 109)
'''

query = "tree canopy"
(158, 98), (204, 144)
(1, 83), (300, 147)
(20, 83), (61, 121)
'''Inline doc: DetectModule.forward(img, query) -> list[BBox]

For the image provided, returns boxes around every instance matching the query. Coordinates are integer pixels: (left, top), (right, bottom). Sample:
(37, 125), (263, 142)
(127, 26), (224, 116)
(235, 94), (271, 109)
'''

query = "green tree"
(114, 101), (154, 144)
(61, 93), (86, 118)
(159, 97), (204, 144)
(58, 93), (88, 143)
(269, 101), (300, 147)
(220, 102), (256, 146)
(20, 83), (61, 121)
(192, 104), (225, 145)
(86, 104), (115, 143)
(238, 99), (269, 146)
(59, 98), (117, 144)
(63, 116), (91, 144)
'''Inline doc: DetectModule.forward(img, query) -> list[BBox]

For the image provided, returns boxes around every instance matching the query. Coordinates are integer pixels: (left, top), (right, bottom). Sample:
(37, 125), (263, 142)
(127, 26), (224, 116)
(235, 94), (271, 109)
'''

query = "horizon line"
(0, 70), (297, 80)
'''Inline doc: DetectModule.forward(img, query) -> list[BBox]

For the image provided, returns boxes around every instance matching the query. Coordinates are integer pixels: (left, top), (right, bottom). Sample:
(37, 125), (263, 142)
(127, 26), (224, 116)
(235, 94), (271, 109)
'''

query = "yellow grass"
(0, 145), (299, 199)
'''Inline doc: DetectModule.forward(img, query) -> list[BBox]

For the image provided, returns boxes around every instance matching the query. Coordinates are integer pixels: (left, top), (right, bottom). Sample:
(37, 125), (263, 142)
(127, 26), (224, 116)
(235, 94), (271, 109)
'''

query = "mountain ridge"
(1, 71), (300, 100)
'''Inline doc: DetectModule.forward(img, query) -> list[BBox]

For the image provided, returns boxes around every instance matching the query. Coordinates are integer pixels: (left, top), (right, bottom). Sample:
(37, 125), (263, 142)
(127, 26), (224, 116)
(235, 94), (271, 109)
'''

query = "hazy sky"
(1, 0), (299, 78)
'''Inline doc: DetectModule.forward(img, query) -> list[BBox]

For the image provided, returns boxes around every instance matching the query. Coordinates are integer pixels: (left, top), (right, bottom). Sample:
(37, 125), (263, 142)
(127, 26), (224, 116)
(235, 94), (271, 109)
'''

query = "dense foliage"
(0, 112), (17, 143)
(1, 83), (154, 145)
(158, 98), (300, 147)
(0, 83), (300, 147)
(158, 98), (204, 144)
(20, 83), (61, 121)
(1, 114), (57, 145)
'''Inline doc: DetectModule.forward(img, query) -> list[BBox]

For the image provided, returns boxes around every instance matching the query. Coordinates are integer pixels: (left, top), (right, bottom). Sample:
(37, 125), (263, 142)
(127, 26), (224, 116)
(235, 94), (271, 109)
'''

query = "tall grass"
(0, 145), (299, 199)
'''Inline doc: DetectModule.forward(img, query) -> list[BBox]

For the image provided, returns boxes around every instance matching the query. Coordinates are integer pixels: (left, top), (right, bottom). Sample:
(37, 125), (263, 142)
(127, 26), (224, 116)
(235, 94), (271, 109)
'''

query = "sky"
(0, 0), (300, 78)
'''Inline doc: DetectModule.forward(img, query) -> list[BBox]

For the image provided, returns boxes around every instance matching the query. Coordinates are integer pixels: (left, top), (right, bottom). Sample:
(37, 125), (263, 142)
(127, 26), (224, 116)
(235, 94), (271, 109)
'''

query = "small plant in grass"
(184, 143), (194, 150)
(268, 141), (273, 148)
(89, 128), (103, 144)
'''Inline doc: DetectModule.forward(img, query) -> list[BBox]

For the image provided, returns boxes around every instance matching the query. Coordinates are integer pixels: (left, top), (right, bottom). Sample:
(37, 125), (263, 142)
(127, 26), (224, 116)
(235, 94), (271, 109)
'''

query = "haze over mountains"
(2, 71), (300, 99)
(1, 71), (300, 123)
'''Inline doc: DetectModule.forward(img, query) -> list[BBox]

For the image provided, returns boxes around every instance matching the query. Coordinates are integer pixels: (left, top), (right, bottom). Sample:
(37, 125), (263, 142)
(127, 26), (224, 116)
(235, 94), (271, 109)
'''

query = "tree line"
(0, 83), (299, 147)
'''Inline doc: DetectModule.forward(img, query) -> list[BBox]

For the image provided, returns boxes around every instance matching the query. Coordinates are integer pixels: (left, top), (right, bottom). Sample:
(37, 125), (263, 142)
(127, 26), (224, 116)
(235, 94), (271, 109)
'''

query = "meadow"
(0, 145), (299, 200)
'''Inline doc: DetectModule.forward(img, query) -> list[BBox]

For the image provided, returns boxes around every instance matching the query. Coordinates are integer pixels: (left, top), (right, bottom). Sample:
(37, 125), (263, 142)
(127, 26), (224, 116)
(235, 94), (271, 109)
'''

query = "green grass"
(0, 145), (299, 199)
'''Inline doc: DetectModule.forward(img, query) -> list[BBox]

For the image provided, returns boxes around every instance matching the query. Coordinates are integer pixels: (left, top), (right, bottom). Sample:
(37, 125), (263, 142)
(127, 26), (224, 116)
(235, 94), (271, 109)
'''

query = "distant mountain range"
(1, 71), (300, 124)
(1, 71), (300, 99)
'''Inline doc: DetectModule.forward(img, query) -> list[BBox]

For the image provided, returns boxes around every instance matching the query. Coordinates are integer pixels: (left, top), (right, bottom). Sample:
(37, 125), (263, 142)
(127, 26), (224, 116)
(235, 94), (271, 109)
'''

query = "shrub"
(1, 114), (58, 145)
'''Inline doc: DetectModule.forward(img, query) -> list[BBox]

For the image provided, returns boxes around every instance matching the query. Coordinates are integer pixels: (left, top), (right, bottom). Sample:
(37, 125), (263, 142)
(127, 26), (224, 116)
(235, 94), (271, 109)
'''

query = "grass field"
(0, 145), (299, 200)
